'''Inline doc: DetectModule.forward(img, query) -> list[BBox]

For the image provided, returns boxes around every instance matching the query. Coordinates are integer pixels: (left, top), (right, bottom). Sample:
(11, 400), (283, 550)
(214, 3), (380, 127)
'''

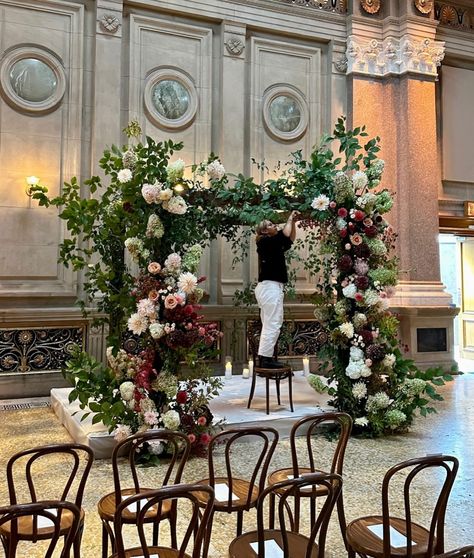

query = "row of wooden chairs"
(0, 412), (472, 557)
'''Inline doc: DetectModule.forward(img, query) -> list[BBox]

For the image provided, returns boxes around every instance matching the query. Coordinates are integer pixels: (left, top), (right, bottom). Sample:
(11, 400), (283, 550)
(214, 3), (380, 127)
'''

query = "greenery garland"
(31, 117), (452, 442)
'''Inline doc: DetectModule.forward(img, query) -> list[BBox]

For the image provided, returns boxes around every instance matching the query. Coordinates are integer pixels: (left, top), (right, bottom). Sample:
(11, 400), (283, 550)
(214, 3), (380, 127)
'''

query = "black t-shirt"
(257, 230), (293, 283)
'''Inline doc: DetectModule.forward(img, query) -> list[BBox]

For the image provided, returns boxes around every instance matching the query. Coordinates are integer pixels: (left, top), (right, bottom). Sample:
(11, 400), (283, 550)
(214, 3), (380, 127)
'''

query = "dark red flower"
(348, 222), (355, 232)
(354, 210), (365, 221)
(176, 391), (188, 404)
(366, 343), (386, 361)
(339, 228), (348, 238)
(355, 275), (370, 290)
(337, 255), (353, 273)
(337, 208), (348, 218)
(360, 329), (374, 345)
(123, 201), (134, 213)
(364, 225), (378, 237)
(353, 243), (371, 258)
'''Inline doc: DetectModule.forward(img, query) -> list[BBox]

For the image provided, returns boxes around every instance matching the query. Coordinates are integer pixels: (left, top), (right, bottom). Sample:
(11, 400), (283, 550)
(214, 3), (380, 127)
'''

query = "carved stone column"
(346, 14), (457, 369)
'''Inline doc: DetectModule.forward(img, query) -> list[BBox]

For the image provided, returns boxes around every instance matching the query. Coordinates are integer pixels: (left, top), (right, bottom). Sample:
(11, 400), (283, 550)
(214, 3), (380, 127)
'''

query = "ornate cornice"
(435, 2), (474, 33)
(346, 34), (445, 77)
(277, 0), (347, 14)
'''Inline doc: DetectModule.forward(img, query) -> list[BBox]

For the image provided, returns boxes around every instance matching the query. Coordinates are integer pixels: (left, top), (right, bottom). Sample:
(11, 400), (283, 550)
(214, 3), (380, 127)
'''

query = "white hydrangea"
(127, 312), (148, 335)
(149, 322), (166, 339)
(167, 159), (185, 183)
(162, 410), (180, 431)
(342, 284), (357, 299)
(117, 169), (133, 183)
(114, 424), (132, 442)
(352, 170), (368, 190)
(338, 322), (354, 338)
(166, 195), (187, 215)
(119, 381), (135, 401)
(353, 313), (368, 329)
(383, 353), (396, 368)
(350, 346), (365, 361)
(352, 382), (367, 400)
(336, 217), (347, 230)
(364, 289), (380, 306)
(148, 440), (164, 455)
(354, 417), (369, 427)
(366, 392), (391, 413)
(311, 194), (330, 211)
(357, 192), (377, 210)
(159, 188), (173, 201)
(164, 253), (182, 271)
(206, 160), (226, 181)
(346, 361), (363, 380)
(141, 183), (162, 204)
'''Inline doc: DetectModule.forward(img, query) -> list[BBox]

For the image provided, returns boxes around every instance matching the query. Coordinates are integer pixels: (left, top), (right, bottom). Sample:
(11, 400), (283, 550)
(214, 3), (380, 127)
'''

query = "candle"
(302, 357), (310, 376)
(242, 367), (250, 379)
(248, 359), (254, 376)
(225, 362), (232, 378)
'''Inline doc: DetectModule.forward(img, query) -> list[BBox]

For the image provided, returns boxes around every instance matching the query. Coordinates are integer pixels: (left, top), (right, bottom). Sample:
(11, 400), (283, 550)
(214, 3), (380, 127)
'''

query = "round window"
(152, 79), (190, 121)
(269, 95), (302, 133)
(9, 58), (57, 103)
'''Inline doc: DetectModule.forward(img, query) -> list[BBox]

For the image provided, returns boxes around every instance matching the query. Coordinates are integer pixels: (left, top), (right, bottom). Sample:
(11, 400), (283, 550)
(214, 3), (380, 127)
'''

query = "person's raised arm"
(282, 211), (298, 241)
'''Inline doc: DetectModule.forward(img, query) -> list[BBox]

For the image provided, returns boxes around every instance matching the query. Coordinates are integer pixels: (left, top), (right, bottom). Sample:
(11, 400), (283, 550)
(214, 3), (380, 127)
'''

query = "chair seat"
(0, 507), (84, 540)
(195, 478), (259, 511)
(346, 515), (434, 558)
(255, 366), (292, 379)
(229, 528), (319, 558)
(268, 467), (330, 495)
(98, 488), (172, 522)
(110, 545), (190, 558)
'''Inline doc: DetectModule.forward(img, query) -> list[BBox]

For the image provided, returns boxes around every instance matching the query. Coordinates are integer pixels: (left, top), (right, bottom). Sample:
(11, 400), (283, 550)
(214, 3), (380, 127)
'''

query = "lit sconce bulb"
(25, 176), (40, 197)
(173, 184), (184, 193)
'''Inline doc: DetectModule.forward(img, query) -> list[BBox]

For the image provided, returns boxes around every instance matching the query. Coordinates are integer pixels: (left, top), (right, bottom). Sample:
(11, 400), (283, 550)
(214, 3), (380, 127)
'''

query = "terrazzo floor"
(0, 374), (473, 557)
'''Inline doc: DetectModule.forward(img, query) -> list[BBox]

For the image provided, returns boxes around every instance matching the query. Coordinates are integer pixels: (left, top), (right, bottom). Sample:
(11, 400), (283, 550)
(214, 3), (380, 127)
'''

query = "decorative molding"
(224, 36), (245, 56)
(435, 2), (474, 32)
(262, 83), (309, 142)
(360, 0), (381, 15)
(0, 327), (84, 373)
(346, 34), (445, 77)
(277, 0), (347, 14)
(99, 13), (121, 33)
(415, 0), (434, 14)
(334, 54), (348, 72)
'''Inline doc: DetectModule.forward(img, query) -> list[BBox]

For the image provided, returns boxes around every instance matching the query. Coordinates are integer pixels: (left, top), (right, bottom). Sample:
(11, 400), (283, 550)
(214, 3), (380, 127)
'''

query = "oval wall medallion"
(262, 85), (309, 143)
(360, 0), (381, 14)
(0, 46), (66, 113)
(144, 68), (198, 130)
(414, 0), (433, 14)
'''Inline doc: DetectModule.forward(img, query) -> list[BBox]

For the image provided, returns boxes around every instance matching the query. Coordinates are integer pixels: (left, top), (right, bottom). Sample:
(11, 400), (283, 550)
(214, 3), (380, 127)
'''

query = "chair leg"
(266, 377), (270, 415)
(276, 378), (281, 405)
(202, 509), (214, 558)
(101, 522), (109, 558)
(247, 373), (257, 409)
(269, 492), (276, 529)
(310, 497), (316, 527)
(288, 370), (294, 412)
(347, 547), (356, 558)
(337, 490), (348, 549)
(170, 508), (178, 548)
(294, 495), (301, 532)
(73, 522), (84, 558)
(236, 510), (244, 536)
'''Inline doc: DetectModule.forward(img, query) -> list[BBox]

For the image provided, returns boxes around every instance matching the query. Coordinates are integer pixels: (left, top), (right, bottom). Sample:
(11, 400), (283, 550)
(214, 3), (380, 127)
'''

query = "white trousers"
(255, 280), (284, 357)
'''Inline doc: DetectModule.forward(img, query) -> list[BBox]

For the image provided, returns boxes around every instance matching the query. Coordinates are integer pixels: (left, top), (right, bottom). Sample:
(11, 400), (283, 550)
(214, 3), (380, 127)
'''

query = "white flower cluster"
(366, 391), (391, 413)
(338, 322), (354, 338)
(178, 271), (198, 294)
(352, 381), (367, 400)
(356, 192), (377, 210)
(167, 159), (185, 183)
(125, 237), (149, 262)
(162, 410), (180, 430)
(164, 195), (187, 215)
(352, 170), (368, 190)
(118, 169), (133, 184)
(119, 381), (135, 401)
(206, 160), (226, 181)
(142, 182), (164, 204)
(164, 253), (182, 272)
(382, 353), (396, 368)
(114, 424), (132, 442)
(345, 346), (372, 380)
(342, 283), (357, 299)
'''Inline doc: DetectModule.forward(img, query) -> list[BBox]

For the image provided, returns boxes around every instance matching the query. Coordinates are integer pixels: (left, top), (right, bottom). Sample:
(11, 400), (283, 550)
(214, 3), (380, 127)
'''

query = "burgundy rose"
(338, 207), (348, 218)
(353, 209), (365, 221)
(339, 228), (348, 238)
(353, 243), (371, 258)
(360, 329), (374, 345)
(355, 275), (370, 290)
(348, 222), (355, 232)
(176, 390), (188, 404)
(364, 225), (378, 238)
(337, 255), (353, 273)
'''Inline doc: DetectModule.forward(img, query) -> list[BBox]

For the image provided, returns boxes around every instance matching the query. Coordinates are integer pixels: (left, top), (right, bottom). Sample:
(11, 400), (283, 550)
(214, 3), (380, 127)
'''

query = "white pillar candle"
(242, 367), (250, 379)
(248, 359), (254, 376)
(302, 357), (310, 376)
(225, 362), (233, 378)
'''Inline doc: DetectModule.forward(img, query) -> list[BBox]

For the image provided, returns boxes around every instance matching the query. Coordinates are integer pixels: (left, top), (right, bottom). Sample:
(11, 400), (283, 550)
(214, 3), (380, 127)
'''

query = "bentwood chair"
(434, 547), (474, 558)
(247, 320), (294, 414)
(1, 443), (94, 558)
(111, 484), (215, 558)
(229, 472), (343, 558)
(267, 412), (352, 544)
(346, 454), (459, 558)
(98, 430), (190, 558)
(0, 500), (81, 558)
(194, 426), (279, 558)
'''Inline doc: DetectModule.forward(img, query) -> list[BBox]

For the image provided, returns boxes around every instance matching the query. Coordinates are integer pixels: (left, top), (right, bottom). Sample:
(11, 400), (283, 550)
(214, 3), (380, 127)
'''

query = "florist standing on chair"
(255, 211), (297, 370)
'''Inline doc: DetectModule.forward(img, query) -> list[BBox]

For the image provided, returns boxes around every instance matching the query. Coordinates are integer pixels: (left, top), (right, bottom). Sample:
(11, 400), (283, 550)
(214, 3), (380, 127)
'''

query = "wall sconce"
(173, 183), (184, 193)
(25, 175), (40, 197)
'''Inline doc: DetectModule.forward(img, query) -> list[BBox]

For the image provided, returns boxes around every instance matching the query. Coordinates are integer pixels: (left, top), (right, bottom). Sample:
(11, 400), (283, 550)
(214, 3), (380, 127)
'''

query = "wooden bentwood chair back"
(267, 411), (352, 540)
(98, 429), (191, 558)
(0, 500), (81, 558)
(247, 320), (294, 414)
(228, 472), (343, 558)
(3, 443), (94, 558)
(113, 484), (215, 558)
(434, 547), (474, 558)
(346, 454), (459, 558)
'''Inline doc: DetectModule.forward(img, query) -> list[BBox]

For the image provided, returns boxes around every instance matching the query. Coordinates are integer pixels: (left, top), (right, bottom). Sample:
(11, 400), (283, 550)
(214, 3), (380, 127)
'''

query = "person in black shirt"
(255, 211), (297, 369)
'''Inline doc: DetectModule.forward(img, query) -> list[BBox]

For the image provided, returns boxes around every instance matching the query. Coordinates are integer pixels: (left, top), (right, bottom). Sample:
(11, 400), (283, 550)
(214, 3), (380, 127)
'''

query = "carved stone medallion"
(99, 14), (121, 34)
(360, 0), (381, 14)
(334, 55), (348, 73)
(414, 0), (433, 14)
(225, 36), (245, 56)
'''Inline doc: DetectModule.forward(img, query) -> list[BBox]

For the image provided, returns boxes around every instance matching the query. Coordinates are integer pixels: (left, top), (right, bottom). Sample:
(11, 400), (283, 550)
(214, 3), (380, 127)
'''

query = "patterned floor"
(0, 376), (473, 557)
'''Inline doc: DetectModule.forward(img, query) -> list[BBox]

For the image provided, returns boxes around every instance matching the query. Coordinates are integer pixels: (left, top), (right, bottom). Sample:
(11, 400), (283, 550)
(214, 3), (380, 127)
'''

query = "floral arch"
(32, 117), (451, 456)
